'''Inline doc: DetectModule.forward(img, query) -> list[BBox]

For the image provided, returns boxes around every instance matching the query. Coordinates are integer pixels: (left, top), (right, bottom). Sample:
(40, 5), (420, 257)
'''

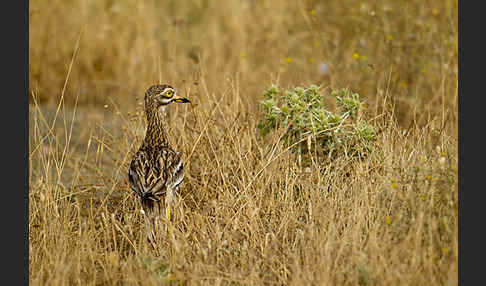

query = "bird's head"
(144, 84), (191, 108)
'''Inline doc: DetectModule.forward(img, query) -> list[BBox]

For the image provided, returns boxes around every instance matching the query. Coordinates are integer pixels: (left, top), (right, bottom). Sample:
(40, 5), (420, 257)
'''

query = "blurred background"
(29, 0), (458, 131)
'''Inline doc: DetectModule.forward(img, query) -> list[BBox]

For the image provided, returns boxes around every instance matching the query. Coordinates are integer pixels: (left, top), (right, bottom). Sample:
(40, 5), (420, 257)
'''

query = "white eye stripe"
(159, 88), (175, 97)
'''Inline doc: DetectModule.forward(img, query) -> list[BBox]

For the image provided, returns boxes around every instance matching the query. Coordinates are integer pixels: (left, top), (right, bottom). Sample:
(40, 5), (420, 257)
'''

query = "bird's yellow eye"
(165, 90), (173, 97)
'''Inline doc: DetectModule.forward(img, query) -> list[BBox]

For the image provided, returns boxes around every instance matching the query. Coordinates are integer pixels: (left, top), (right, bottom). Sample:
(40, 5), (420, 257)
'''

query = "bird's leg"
(166, 207), (171, 222)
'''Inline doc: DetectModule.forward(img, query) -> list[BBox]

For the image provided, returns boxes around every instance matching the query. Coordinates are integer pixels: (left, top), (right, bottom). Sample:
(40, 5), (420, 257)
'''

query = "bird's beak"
(172, 95), (191, 103)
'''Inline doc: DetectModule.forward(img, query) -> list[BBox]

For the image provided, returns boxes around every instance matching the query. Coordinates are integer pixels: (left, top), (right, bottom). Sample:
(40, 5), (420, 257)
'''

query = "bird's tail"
(141, 197), (166, 244)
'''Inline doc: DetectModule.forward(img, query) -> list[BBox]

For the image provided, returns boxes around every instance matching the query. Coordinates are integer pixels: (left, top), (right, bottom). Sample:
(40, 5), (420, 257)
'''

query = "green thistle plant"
(258, 84), (376, 159)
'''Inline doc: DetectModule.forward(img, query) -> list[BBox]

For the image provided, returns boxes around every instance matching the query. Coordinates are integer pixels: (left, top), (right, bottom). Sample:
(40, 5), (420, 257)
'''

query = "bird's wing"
(164, 150), (184, 190)
(128, 147), (183, 200)
(128, 150), (151, 198)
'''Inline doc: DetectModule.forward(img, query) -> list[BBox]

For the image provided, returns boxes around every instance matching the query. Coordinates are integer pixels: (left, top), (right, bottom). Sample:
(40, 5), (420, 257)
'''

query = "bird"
(128, 84), (191, 244)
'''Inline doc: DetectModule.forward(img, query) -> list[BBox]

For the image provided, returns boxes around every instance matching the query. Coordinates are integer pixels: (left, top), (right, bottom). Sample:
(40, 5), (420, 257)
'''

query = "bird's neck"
(144, 105), (169, 147)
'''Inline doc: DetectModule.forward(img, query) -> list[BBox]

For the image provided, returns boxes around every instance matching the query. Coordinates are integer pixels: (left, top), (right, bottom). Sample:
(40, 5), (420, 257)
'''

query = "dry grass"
(29, 0), (457, 285)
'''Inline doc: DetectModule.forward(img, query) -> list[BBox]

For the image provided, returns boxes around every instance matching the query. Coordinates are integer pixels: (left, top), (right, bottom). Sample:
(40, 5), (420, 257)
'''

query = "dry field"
(29, 0), (458, 285)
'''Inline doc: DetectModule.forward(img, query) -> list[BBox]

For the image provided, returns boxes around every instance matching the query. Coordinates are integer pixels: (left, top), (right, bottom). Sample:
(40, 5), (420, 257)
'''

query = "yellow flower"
(353, 52), (360, 60)
(308, 57), (315, 63)
(285, 57), (292, 63)
(309, 9), (316, 15)
(391, 183), (398, 189)
(387, 35), (393, 41)
(385, 216), (392, 225)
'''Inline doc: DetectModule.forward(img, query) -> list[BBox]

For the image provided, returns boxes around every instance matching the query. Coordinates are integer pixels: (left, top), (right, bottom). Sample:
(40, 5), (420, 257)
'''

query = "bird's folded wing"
(128, 148), (183, 199)
(164, 151), (184, 189)
(128, 152), (149, 198)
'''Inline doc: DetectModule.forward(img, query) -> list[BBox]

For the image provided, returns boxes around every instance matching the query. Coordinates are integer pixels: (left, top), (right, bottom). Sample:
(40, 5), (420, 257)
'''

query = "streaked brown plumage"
(128, 84), (190, 243)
